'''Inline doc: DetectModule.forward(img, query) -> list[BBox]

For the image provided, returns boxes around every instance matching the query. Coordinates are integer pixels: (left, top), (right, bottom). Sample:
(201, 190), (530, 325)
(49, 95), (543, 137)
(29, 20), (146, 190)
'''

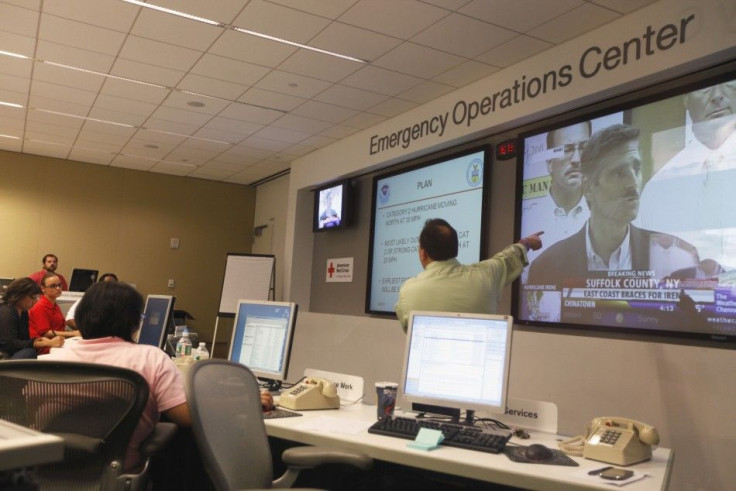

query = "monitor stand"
(412, 403), (476, 426)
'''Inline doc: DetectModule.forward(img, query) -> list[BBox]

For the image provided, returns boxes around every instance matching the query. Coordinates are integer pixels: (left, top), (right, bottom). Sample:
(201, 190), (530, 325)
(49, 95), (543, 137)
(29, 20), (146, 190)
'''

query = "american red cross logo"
(328, 262), (335, 278)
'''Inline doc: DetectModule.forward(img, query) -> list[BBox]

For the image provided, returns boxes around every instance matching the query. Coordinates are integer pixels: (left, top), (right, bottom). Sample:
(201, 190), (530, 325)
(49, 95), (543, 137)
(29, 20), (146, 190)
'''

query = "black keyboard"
(368, 416), (511, 454)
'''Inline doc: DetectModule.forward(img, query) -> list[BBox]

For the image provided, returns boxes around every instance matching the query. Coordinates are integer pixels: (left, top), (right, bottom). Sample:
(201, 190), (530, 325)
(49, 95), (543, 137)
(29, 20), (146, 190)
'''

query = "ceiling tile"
(68, 147), (115, 165)
(32, 60), (106, 93)
(277, 50), (363, 83)
(192, 126), (245, 144)
(528, 3), (620, 44)
(177, 73), (248, 101)
(252, 125), (310, 144)
(397, 81), (456, 104)
(153, 0), (248, 23)
(367, 97), (419, 118)
(340, 111), (387, 129)
(130, 8), (223, 51)
(238, 88), (307, 112)
(190, 53), (270, 86)
(338, 0), (448, 39)
(475, 35), (553, 68)
(341, 66), (423, 96)
(412, 13), (516, 58)
(151, 161), (197, 176)
(45, 0), (136, 31)
(459, 0), (583, 33)
(111, 58), (185, 88)
(119, 35), (202, 72)
(23, 139), (70, 159)
(99, 78), (169, 105)
(290, 100), (358, 124)
(35, 40), (116, 74)
(203, 116), (263, 137)
(265, 0), (357, 19)
(589, 0), (659, 15)
(314, 84), (389, 111)
(209, 29), (296, 68)
(255, 70), (332, 99)
(0, 53), (33, 78)
(232, 0), (331, 43)
(141, 118), (199, 136)
(309, 22), (401, 63)
(218, 102), (283, 125)
(240, 135), (293, 152)
(162, 90), (230, 116)
(433, 60), (499, 87)
(110, 154), (156, 171)
(0, 2), (39, 38)
(373, 42), (464, 79)
(0, 72), (30, 95)
(319, 124), (362, 140)
(39, 13), (126, 56)
(0, 30), (36, 58)
(271, 113), (334, 133)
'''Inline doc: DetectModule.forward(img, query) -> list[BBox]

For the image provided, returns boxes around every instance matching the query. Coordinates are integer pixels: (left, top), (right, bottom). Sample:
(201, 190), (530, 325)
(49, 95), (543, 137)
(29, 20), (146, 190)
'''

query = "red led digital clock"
(495, 138), (518, 160)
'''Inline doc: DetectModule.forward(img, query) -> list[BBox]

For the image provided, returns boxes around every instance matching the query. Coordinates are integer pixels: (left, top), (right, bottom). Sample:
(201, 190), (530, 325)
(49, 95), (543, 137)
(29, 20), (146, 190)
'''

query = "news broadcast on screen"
(515, 75), (736, 342)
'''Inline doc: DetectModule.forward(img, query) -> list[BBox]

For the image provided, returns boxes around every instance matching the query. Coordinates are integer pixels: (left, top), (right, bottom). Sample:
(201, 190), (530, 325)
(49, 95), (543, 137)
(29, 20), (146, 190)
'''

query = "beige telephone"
(561, 417), (659, 466)
(278, 377), (340, 411)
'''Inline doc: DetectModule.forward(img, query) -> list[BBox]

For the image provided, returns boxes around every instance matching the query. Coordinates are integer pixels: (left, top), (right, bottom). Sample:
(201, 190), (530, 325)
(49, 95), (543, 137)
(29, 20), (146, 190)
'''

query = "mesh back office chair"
(0, 360), (176, 491)
(188, 360), (372, 491)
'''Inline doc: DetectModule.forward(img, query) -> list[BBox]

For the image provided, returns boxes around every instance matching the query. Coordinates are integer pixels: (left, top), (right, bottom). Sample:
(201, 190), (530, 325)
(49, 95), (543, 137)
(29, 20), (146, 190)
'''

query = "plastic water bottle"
(175, 330), (192, 359)
(194, 342), (209, 362)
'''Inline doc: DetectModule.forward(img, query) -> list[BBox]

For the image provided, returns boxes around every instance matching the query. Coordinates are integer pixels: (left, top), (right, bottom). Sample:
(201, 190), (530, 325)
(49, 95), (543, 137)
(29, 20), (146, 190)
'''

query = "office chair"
(188, 359), (373, 491)
(0, 360), (177, 491)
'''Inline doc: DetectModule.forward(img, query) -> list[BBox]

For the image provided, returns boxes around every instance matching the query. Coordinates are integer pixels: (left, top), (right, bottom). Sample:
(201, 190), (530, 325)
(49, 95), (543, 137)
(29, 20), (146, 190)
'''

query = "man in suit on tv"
(528, 124), (699, 286)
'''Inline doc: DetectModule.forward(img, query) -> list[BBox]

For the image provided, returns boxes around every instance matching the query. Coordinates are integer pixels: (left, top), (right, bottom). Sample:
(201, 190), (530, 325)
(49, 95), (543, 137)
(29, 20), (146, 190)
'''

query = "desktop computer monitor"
(69, 269), (99, 292)
(228, 300), (298, 391)
(138, 295), (175, 349)
(400, 311), (514, 424)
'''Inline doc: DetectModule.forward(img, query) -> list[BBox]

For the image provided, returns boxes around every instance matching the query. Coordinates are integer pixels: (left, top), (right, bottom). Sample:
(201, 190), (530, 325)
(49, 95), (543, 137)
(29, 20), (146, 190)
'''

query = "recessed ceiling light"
(187, 101), (205, 107)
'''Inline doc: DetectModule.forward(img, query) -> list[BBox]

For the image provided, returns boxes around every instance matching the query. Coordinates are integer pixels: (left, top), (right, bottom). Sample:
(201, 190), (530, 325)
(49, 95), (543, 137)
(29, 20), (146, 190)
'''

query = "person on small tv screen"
(528, 124), (700, 286)
(318, 187), (342, 229)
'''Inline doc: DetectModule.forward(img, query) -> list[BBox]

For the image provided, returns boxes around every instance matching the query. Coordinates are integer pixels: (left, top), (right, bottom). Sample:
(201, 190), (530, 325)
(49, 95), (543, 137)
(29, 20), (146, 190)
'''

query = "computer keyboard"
(368, 416), (511, 454)
(263, 407), (302, 419)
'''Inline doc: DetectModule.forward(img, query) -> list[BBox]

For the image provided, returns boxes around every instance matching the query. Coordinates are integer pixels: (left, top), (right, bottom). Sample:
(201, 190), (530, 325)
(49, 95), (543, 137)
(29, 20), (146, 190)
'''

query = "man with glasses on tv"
(29, 253), (68, 291)
(637, 81), (736, 275)
(528, 124), (699, 286)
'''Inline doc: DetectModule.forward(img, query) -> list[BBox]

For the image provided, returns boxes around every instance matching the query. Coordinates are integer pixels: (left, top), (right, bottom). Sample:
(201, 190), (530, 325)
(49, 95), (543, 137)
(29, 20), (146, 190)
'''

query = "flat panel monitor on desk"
(228, 300), (298, 391)
(401, 311), (514, 424)
(138, 295), (175, 349)
(69, 269), (98, 292)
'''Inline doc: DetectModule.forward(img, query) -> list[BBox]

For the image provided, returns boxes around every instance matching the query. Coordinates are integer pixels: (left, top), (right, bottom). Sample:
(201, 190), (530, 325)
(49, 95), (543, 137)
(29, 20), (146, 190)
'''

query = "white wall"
(258, 1), (736, 489)
(253, 175), (290, 300)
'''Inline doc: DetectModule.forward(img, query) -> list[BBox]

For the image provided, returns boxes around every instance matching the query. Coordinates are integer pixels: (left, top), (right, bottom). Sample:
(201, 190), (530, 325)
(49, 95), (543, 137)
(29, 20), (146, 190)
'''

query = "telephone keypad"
(600, 430), (622, 445)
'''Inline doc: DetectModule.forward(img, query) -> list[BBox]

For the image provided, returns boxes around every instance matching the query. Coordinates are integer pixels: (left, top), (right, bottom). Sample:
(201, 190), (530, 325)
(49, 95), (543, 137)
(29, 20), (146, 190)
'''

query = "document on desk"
(296, 416), (373, 435)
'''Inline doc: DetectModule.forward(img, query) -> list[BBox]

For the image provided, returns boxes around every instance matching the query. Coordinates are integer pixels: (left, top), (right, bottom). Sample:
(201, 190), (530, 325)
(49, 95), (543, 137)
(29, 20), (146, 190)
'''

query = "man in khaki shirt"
(394, 218), (543, 332)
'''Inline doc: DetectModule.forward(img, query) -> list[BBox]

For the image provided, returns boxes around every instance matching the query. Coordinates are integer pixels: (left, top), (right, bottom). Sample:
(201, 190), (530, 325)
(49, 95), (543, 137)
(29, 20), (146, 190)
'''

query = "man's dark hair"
(42, 254), (57, 264)
(546, 120), (592, 148)
(76, 282), (143, 341)
(581, 124), (640, 182)
(419, 218), (458, 261)
(2, 277), (41, 306)
(98, 273), (118, 282)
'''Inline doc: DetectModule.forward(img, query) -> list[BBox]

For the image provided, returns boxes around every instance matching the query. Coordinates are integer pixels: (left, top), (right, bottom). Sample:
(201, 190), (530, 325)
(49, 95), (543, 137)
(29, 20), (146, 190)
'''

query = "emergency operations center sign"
(326, 257), (353, 283)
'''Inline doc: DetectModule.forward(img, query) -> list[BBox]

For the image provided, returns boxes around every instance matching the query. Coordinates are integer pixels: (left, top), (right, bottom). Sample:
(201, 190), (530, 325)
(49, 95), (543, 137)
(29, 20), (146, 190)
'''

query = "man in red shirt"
(29, 254), (68, 291)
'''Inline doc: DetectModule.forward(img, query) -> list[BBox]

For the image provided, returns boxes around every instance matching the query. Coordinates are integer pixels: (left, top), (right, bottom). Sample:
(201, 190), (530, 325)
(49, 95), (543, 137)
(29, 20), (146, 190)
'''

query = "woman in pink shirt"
(44, 281), (191, 472)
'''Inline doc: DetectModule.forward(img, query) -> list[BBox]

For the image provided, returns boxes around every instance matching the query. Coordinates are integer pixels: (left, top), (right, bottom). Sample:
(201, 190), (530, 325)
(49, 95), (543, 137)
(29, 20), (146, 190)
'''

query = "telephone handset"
(278, 377), (340, 411)
(559, 417), (659, 466)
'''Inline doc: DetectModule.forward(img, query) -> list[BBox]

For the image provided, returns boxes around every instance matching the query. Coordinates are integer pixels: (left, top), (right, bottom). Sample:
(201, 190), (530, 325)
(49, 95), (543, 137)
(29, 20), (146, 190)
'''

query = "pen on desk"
(588, 466), (613, 476)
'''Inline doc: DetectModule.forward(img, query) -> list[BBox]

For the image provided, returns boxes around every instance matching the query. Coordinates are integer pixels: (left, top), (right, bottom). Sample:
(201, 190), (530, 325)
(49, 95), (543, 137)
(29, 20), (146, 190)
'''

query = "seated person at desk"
(43, 282), (274, 471)
(29, 274), (81, 354)
(28, 253), (68, 291)
(0, 278), (64, 359)
(65, 272), (118, 329)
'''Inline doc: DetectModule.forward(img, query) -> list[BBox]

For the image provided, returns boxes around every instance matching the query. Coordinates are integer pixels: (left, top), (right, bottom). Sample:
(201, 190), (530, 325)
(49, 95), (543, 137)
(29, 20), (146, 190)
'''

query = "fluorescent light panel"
(121, 0), (366, 63)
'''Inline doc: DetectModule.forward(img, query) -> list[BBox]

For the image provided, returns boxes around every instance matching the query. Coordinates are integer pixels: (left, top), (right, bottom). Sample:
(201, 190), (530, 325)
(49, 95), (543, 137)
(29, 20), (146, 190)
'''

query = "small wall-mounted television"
(513, 66), (736, 345)
(313, 180), (351, 232)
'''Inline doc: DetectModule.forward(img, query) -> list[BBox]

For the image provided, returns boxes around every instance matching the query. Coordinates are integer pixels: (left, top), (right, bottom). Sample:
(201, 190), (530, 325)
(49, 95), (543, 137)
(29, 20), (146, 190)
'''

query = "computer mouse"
(524, 444), (554, 462)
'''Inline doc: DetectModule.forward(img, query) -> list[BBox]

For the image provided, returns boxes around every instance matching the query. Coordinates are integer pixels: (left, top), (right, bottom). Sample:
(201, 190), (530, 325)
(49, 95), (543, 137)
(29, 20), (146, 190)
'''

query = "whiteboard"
(218, 253), (275, 315)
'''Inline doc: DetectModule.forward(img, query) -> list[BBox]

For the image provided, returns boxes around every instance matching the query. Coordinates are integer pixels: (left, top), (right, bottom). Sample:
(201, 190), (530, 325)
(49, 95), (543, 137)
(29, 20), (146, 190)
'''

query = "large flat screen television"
(400, 311), (514, 424)
(367, 146), (489, 315)
(228, 300), (298, 391)
(514, 69), (736, 344)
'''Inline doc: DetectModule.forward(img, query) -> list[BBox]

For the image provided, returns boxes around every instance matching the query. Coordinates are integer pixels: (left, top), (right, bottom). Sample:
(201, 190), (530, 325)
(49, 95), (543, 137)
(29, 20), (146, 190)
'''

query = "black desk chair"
(0, 360), (176, 491)
(188, 360), (373, 491)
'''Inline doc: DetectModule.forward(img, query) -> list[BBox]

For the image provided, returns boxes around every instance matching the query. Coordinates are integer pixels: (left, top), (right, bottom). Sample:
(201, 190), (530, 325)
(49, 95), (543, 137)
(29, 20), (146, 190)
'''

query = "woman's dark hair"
(75, 282), (143, 341)
(98, 273), (118, 282)
(2, 278), (42, 307)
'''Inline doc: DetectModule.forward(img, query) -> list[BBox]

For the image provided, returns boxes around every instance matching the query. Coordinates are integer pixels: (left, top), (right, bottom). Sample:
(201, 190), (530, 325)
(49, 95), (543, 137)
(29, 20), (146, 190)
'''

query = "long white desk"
(0, 419), (64, 471)
(264, 404), (673, 491)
